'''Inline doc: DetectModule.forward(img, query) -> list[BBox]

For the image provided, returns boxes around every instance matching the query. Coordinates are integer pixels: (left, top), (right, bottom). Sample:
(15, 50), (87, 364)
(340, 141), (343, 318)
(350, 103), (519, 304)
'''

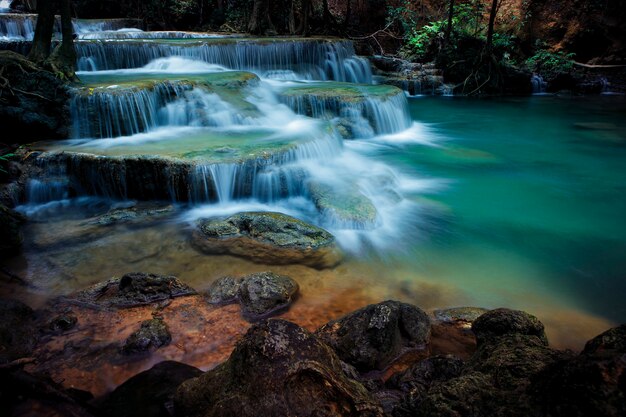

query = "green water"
(392, 95), (626, 323)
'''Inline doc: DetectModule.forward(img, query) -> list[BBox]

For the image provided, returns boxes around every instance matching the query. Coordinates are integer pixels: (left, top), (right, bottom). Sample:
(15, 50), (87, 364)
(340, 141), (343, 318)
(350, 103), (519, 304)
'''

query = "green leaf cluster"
(525, 48), (575, 79)
(0, 153), (16, 174)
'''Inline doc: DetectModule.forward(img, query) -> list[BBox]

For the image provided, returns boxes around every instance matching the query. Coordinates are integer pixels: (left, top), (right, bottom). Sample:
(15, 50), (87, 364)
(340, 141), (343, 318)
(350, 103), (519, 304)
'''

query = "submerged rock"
(68, 272), (196, 309)
(122, 318), (172, 354)
(471, 308), (548, 346)
(205, 276), (241, 305)
(0, 203), (25, 257)
(98, 361), (202, 417)
(316, 300), (431, 371)
(175, 319), (384, 417)
(192, 212), (342, 268)
(433, 307), (490, 325)
(48, 313), (78, 333)
(0, 298), (38, 363)
(88, 205), (175, 227)
(238, 272), (299, 320)
(308, 182), (378, 228)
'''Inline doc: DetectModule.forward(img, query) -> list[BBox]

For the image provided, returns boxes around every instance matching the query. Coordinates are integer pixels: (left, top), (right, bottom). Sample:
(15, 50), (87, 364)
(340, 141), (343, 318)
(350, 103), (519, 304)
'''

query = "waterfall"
(0, 14), (36, 41)
(280, 87), (412, 137)
(73, 19), (143, 34)
(17, 15), (422, 254)
(75, 39), (372, 83)
(70, 82), (191, 138)
(0, 15), (142, 42)
(531, 74), (547, 94)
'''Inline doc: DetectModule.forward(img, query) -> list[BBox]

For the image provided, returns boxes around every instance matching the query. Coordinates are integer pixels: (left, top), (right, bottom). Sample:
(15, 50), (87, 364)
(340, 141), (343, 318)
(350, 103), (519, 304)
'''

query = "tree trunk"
(28, 0), (54, 64)
(47, 0), (77, 79)
(288, 0), (296, 35)
(248, 0), (274, 35)
(322, 0), (334, 29)
(296, 0), (310, 36)
(486, 0), (499, 49)
(445, 0), (455, 44)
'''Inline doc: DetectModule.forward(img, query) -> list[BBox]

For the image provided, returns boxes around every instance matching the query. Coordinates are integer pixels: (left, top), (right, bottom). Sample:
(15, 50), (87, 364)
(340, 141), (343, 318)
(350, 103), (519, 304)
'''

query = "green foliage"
(397, 2), (485, 61)
(386, 0), (418, 35)
(0, 153), (16, 174)
(525, 48), (575, 79)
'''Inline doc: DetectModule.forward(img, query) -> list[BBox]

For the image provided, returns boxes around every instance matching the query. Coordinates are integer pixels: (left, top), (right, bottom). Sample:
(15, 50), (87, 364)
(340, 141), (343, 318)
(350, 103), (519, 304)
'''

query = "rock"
(316, 300), (431, 371)
(393, 329), (567, 417)
(433, 307), (490, 325)
(237, 272), (299, 320)
(582, 323), (626, 354)
(308, 182), (378, 228)
(0, 368), (96, 417)
(175, 319), (384, 417)
(68, 272), (196, 309)
(98, 361), (202, 417)
(410, 371), (531, 417)
(386, 356), (464, 416)
(48, 314), (78, 333)
(0, 51), (71, 142)
(466, 334), (566, 387)
(205, 276), (240, 305)
(192, 212), (342, 268)
(0, 181), (24, 208)
(0, 203), (25, 257)
(388, 356), (465, 394)
(121, 318), (172, 354)
(471, 308), (548, 346)
(0, 298), (38, 363)
(87, 205), (175, 227)
(532, 324), (626, 417)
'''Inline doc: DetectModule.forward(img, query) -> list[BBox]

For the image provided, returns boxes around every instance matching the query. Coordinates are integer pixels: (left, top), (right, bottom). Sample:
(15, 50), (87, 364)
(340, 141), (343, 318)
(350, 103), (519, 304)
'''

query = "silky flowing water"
(1, 17), (624, 353)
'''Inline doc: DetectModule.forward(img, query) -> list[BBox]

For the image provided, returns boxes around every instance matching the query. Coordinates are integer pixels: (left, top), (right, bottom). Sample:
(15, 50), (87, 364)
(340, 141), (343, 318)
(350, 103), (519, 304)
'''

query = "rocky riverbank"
(0, 270), (623, 416)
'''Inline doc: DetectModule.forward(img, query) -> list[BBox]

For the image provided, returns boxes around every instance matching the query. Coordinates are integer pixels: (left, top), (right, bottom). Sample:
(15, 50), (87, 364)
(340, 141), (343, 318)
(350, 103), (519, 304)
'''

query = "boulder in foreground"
(316, 300), (431, 371)
(175, 319), (384, 417)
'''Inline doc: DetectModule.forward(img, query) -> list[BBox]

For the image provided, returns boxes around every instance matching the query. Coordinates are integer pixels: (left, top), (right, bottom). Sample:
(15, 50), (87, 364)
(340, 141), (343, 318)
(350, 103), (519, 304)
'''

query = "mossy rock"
(308, 182), (378, 228)
(67, 272), (197, 309)
(174, 319), (384, 417)
(0, 203), (25, 257)
(279, 82), (402, 104)
(192, 211), (342, 268)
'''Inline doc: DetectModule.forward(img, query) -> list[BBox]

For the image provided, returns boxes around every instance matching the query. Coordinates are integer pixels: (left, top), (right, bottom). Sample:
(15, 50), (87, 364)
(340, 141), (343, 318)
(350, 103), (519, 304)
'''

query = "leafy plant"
(525, 48), (575, 79)
(0, 153), (16, 174)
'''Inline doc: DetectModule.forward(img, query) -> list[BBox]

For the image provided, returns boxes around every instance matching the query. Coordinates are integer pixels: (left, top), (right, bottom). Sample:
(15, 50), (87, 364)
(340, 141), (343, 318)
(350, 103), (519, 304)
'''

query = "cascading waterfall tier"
(278, 83), (412, 137)
(71, 71), (260, 138)
(0, 13), (36, 41)
(0, 14), (143, 41)
(27, 127), (342, 203)
(75, 38), (372, 83)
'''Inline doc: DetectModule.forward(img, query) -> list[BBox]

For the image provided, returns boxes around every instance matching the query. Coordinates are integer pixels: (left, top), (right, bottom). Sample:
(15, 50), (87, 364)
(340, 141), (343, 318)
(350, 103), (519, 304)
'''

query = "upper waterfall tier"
(0, 14), (143, 41)
(75, 38), (372, 83)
